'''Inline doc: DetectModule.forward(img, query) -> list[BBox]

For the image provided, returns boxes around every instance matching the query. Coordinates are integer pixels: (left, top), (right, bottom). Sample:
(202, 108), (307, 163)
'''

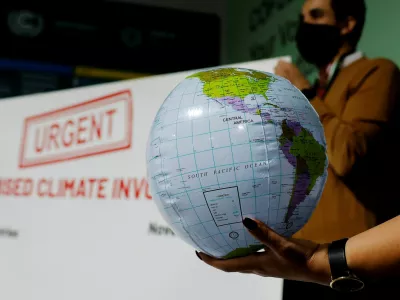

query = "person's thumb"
(243, 218), (315, 264)
(242, 218), (287, 253)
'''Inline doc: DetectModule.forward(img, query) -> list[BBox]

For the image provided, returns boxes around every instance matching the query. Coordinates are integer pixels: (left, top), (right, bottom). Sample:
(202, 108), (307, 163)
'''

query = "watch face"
(331, 276), (364, 292)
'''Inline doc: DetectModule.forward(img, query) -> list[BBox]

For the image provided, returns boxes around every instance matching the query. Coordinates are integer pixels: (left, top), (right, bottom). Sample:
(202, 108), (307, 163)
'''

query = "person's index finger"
(197, 252), (260, 273)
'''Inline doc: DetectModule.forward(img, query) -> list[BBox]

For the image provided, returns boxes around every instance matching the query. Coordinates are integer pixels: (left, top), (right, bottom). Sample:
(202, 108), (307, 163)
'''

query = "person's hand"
(274, 60), (311, 91)
(196, 218), (331, 286)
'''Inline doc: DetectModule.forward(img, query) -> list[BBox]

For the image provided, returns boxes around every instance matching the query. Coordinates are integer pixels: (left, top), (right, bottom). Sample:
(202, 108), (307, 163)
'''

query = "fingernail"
(243, 218), (258, 230)
(195, 251), (203, 261)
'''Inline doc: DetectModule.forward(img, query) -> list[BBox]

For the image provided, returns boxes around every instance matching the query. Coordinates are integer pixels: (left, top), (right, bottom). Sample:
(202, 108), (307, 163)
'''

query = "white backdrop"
(0, 57), (290, 300)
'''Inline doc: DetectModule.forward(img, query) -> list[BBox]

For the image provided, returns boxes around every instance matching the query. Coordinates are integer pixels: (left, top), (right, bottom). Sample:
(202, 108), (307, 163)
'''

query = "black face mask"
(295, 21), (342, 67)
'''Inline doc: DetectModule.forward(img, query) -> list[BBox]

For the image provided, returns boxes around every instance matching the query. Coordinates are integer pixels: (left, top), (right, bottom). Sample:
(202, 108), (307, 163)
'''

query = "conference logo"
(7, 10), (44, 38)
(18, 90), (133, 168)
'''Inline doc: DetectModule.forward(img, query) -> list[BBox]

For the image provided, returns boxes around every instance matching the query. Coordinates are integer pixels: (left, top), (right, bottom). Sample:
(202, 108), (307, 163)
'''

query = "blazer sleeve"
(310, 59), (400, 177)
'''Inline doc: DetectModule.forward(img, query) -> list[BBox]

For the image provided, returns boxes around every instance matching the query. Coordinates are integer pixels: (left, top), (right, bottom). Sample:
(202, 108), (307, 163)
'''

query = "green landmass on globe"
(187, 67), (277, 104)
(279, 120), (326, 224)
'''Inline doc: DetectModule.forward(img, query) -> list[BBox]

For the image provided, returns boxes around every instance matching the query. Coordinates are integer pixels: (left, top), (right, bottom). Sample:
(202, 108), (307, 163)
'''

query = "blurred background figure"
(273, 0), (400, 299)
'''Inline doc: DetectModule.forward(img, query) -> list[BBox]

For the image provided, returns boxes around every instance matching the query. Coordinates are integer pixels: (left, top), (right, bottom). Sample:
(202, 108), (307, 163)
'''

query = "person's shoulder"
(358, 57), (399, 74)
(344, 57), (400, 93)
(347, 57), (399, 86)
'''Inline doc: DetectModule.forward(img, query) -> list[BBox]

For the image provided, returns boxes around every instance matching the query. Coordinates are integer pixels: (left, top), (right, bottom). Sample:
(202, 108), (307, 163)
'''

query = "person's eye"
(310, 8), (325, 19)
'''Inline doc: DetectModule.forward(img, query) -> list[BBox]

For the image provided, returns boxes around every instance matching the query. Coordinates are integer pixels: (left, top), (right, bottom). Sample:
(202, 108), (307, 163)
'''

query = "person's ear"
(340, 16), (356, 35)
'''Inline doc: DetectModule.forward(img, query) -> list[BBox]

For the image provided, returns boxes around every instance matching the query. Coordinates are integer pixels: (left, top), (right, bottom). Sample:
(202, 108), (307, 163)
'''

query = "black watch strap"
(328, 238), (349, 279)
(328, 238), (365, 292)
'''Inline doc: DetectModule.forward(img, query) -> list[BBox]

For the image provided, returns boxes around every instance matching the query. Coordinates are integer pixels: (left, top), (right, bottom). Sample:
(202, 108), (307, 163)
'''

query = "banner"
(0, 56), (290, 300)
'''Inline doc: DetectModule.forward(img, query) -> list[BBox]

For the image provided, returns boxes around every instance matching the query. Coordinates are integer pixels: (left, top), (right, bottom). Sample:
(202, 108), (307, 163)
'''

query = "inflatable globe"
(146, 67), (328, 259)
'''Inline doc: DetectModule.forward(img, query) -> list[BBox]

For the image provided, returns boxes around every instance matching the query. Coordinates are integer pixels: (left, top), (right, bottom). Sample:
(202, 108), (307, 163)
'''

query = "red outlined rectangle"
(18, 90), (133, 168)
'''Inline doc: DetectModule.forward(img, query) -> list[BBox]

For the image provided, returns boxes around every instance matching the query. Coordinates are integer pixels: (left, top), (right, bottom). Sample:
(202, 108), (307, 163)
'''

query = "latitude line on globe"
(178, 204), (317, 213)
(156, 175), (292, 199)
(153, 109), (322, 135)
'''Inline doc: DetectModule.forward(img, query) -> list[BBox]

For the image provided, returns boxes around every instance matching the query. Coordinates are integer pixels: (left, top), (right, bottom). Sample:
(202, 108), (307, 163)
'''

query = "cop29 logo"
(7, 10), (44, 38)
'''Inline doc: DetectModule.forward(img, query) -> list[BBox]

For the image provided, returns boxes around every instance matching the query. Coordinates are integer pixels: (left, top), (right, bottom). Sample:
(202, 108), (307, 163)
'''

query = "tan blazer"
(294, 57), (400, 243)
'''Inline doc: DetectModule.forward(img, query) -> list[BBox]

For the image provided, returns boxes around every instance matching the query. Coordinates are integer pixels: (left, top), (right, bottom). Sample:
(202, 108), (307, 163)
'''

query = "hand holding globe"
(196, 217), (331, 286)
(146, 67), (328, 260)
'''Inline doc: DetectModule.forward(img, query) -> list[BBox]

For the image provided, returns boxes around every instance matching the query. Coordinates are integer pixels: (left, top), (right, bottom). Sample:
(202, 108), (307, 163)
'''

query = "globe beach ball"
(146, 67), (328, 259)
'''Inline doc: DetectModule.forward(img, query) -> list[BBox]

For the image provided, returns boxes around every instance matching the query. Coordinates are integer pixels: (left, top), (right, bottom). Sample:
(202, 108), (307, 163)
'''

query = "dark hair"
(330, 0), (366, 47)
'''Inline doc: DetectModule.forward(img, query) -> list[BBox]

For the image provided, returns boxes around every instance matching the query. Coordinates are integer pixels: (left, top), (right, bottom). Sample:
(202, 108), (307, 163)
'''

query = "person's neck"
(319, 44), (354, 72)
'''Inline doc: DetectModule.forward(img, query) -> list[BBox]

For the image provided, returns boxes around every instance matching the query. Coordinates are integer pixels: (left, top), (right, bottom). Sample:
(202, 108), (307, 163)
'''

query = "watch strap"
(328, 238), (349, 279)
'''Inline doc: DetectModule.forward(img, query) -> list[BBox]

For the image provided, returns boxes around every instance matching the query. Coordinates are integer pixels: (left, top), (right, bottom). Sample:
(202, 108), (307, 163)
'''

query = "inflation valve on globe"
(146, 67), (328, 259)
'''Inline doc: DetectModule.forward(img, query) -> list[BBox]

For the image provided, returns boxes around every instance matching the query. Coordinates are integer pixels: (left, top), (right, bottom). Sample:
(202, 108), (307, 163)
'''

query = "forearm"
(345, 215), (400, 279)
(309, 215), (400, 286)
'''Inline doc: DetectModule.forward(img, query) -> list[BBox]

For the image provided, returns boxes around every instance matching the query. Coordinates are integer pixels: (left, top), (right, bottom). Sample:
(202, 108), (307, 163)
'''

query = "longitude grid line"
(204, 81), (236, 254)
(198, 79), (239, 250)
(214, 77), (246, 250)
(220, 76), (250, 248)
(271, 92), (285, 229)
(164, 86), (205, 247)
(266, 78), (289, 228)
(273, 89), (302, 232)
(156, 99), (199, 248)
(172, 82), (218, 252)
(286, 89), (321, 227)
(187, 80), (233, 253)
(283, 88), (307, 222)
(244, 75), (274, 229)
(200, 80), (234, 252)
(230, 76), (260, 247)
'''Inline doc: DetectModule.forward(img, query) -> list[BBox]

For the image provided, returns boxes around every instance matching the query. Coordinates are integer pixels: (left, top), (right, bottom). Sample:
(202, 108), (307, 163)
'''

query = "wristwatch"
(328, 238), (365, 292)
